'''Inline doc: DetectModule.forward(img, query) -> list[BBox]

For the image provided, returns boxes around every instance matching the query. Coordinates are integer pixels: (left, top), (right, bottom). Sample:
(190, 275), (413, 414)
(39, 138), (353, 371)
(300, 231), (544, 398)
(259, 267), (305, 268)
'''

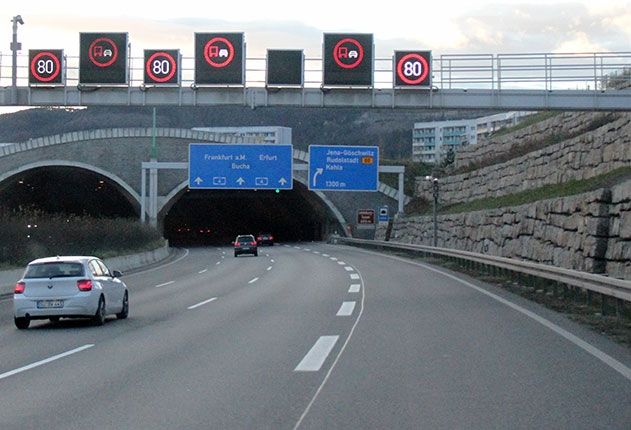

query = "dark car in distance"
(233, 234), (258, 257)
(257, 233), (274, 246)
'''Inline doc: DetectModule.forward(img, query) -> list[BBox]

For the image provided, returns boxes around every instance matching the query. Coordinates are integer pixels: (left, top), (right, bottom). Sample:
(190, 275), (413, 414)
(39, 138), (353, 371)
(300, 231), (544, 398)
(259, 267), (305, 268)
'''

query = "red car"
(257, 233), (274, 246)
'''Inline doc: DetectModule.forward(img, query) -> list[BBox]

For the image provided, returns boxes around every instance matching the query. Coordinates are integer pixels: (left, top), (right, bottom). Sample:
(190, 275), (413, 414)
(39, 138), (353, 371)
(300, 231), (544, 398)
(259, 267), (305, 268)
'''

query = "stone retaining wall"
(454, 112), (622, 171)
(416, 113), (631, 206)
(381, 180), (630, 279)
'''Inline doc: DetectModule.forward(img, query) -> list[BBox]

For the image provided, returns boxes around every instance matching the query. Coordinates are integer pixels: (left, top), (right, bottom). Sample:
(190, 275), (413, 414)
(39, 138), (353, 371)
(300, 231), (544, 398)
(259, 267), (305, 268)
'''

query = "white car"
(13, 256), (129, 329)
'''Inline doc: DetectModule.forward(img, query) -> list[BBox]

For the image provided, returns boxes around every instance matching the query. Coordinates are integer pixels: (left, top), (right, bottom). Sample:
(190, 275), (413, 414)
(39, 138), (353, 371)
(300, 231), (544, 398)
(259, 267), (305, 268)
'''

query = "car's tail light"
(269, 235), (273, 240)
(257, 236), (262, 241)
(250, 241), (257, 246)
(14, 282), (25, 294)
(77, 279), (93, 291)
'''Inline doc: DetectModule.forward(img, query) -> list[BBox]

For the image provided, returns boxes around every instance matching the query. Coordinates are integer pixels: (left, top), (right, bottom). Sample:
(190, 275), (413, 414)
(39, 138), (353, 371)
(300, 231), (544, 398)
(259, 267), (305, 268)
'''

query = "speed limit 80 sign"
(144, 49), (180, 85)
(29, 49), (64, 86)
(394, 50), (432, 88)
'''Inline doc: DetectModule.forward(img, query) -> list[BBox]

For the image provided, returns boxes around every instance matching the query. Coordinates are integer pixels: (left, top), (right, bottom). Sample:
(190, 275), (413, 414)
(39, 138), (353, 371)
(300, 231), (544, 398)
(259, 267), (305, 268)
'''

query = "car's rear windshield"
(24, 262), (85, 279)
(237, 236), (255, 244)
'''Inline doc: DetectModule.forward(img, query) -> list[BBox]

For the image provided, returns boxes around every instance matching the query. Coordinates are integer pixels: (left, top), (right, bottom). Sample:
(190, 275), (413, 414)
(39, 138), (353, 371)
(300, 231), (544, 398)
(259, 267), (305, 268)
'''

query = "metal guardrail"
(334, 237), (631, 305)
(1, 51), (630, 91)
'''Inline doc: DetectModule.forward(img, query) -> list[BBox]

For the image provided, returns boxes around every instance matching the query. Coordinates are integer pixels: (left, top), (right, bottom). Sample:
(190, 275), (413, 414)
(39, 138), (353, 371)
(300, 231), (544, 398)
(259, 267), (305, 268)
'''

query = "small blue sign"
(308, 145), (379, 191)
(378, 206), (389, 222)
(189, 144), (293, 190)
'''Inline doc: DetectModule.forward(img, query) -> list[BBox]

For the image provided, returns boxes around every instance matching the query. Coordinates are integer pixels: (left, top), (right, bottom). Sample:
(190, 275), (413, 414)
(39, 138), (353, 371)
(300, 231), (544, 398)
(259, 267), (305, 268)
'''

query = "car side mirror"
(112, 270), (123, 278)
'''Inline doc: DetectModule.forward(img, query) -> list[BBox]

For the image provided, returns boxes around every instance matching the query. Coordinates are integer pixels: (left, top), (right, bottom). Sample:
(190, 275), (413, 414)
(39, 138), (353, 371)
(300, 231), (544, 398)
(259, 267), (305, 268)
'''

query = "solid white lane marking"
(155, 281), (174, 288)
(293, 268), (366, 430)
(349, 273), (360, 280)
(187, 297), (217, 310)
(344, 266), (354, 272)
(356, 248), (631, 383)
(0, 344), (95, 381)
(126, 248), (190, 277)
(336, 301), (356, 316)
(295, 336), (339, 372)
(349, 284), (361, 293)
(337, 261), (346, 265)
(267, 266), (272, 271)
(322, 254), (330, 257)
(248, 277), (259, 284)
(198, 269), (208, 274)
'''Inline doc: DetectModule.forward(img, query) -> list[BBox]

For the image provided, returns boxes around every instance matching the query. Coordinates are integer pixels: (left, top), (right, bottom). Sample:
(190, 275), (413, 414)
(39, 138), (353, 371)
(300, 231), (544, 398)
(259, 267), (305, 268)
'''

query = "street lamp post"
(425, 176), (439, 247)
(10, 14), (24, 104)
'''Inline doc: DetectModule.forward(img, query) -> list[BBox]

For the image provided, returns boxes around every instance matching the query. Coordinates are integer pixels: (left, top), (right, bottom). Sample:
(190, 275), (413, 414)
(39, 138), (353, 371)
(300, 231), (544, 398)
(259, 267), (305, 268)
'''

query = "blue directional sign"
(308, 145), (379, 191)
(189, 144), (293, 190)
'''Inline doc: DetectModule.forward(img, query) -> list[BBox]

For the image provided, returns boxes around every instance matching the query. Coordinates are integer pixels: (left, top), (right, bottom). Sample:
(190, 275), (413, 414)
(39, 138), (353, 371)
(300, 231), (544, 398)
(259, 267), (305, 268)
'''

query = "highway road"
(0, 243), (630, 429)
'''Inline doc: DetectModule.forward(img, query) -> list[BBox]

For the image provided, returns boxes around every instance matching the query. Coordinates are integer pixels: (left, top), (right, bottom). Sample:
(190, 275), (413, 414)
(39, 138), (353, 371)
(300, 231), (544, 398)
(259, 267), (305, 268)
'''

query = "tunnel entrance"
(0, 166), (137, 218)
(163, 182), (340, 246)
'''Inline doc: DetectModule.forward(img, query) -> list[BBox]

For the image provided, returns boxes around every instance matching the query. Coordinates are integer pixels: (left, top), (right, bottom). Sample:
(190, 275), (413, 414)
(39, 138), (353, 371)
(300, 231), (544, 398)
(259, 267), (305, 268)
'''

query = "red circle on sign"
(30, 52), (61, 82)
(146, 52), (177, 83)
(333, 38), (364, 69)
(88, 38), (119, 68)
(397, 53), (430, 85)
(203, 37), (235, 68)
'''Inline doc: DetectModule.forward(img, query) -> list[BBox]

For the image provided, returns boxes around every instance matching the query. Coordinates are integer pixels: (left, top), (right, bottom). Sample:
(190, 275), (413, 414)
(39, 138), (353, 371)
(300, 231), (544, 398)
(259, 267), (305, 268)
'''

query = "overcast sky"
(2, 0), (630, 57)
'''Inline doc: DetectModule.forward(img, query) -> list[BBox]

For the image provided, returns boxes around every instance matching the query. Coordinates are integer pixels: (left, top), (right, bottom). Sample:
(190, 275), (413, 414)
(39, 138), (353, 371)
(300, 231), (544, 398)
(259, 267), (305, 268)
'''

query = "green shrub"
(0, 211), (164, 267)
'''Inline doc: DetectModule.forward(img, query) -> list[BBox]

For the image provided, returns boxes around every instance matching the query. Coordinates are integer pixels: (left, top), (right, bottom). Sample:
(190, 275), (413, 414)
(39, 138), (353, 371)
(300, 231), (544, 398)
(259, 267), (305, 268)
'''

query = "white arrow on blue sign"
(188, 143), (293, 190)
(308, 145), (379, 191)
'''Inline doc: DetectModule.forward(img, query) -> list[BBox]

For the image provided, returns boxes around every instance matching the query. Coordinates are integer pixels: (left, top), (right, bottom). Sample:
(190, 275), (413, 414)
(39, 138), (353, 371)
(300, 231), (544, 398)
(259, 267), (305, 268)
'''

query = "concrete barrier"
(0, 245), (172, 297)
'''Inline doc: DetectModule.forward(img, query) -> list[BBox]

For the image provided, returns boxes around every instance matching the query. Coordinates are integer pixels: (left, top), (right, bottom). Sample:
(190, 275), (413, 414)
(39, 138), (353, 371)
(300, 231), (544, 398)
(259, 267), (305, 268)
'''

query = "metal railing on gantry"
(1, 51), (630, 110)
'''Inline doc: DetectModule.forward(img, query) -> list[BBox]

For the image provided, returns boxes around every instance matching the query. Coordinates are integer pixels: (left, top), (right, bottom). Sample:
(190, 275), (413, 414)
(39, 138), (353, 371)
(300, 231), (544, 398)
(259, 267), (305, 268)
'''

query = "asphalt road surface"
(1, 243), (630, 429)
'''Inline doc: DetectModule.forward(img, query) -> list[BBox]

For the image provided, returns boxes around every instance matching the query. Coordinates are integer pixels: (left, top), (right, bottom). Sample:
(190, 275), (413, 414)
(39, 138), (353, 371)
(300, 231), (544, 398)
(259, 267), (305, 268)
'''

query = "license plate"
(37, 300), (64, 309)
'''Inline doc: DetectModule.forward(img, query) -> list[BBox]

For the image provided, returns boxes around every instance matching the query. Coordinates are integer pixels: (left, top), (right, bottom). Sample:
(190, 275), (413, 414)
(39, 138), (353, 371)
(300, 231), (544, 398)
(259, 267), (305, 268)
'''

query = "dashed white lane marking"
(349, 273), (360, 280)
(322, 254), (330, 257)
(155, 281), (174, 288)
(344, 266), (354, 272)
(270, 259), (275, 263)
(294, 336), (339, 372)
(313, 251), (321, 254)
(294, 246), (301, 249)
(337, 261), (346, 265)
(330, 257), (338, 261)
(187, 297), (218, 310)
(336, 301), (356, 316)
(198, 269), (208, 274)
(304, 248), (311, 252)
(267, 266), (272, 271)
(0, 345), (95, 381)
(216, 261), (221, 265)
(349, 284), (361, 293)
(293, 267), (366, 430)
(248, 277), (259, 284)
